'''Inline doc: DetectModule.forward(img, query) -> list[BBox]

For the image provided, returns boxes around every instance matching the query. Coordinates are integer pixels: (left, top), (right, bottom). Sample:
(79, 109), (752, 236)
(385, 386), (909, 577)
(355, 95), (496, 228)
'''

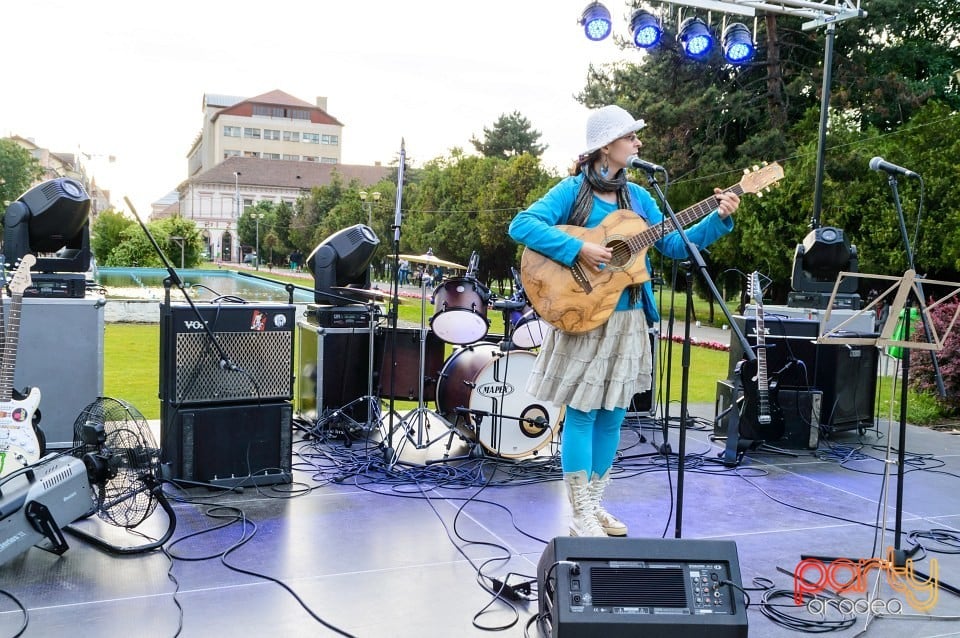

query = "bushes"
(909, 298), (960, 416)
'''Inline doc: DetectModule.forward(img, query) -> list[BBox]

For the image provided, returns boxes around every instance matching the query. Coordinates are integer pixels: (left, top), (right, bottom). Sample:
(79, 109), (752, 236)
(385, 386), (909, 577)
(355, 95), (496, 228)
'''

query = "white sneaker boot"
(564, 470), (606, 537)
(590, 470), (628, 537)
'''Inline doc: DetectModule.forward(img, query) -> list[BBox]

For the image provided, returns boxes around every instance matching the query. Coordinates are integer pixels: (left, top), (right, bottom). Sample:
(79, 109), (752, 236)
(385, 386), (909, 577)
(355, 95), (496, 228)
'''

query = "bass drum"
(436, 343), (562, 458)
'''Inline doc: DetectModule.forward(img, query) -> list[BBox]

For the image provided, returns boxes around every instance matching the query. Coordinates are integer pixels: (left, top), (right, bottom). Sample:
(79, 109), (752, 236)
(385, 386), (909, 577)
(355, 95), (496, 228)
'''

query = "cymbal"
(399, 253), (466, 270)
(331, 287), (395, 302)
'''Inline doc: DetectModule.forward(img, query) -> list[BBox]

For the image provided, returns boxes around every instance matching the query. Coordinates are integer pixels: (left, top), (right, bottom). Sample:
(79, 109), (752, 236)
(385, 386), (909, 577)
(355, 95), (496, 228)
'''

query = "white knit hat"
(582, 105), (646, 156)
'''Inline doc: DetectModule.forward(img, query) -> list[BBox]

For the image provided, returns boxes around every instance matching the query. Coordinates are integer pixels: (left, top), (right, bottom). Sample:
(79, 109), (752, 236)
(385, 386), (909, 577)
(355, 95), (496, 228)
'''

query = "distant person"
(398, 259), (410, 285)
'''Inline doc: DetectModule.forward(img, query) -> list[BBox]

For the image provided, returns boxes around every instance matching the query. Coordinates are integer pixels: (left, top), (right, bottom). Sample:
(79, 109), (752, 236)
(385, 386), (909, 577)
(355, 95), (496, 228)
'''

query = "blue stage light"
(580, 2), (612, 41)
(723, 22), (755, 64)
(630, 10), (662, 49)
(679, 17), (713, 59)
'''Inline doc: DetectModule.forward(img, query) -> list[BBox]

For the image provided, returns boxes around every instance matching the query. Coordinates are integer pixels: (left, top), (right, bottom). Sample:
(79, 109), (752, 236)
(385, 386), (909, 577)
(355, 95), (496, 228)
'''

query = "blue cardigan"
(509, 174), (734, 324)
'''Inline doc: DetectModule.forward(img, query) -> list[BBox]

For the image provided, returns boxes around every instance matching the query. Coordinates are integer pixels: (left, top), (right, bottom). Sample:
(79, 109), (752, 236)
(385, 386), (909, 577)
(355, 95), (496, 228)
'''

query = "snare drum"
(509, 305), (550, 349)
(430, 277), (490, 345)
(436, 343), (561, 458)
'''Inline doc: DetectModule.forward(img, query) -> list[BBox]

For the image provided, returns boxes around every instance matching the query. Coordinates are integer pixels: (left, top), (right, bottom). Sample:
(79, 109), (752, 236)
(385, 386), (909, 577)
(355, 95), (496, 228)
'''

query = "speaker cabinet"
(537, 537), (748, 638)
(728, 316), (819, 389)
(627, 329), (659, 417)
(778, 389), (822, 449)
(814, 337), (879, 430)
(296, 320), (372, 419)
(161, 401), (292, 487)
(160, 303), (295, 405)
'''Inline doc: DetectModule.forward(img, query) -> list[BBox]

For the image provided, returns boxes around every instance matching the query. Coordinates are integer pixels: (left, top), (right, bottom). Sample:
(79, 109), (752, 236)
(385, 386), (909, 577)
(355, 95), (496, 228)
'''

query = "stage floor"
(2, 402), (960, 637)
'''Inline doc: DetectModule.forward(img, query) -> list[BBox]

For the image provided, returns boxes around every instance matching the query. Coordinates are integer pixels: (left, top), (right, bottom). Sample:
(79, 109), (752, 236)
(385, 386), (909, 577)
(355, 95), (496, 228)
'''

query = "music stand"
(817, 269), (960, 564)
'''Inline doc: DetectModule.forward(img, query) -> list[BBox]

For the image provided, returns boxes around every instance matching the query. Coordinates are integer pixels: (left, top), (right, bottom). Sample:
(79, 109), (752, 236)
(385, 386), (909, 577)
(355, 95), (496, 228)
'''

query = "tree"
(470, 111), (547, 159)
(90, 209), (135, 264)
(104, 216), (202, 268)
(575, 1), (960, 303)
(0, 139), (43, 206)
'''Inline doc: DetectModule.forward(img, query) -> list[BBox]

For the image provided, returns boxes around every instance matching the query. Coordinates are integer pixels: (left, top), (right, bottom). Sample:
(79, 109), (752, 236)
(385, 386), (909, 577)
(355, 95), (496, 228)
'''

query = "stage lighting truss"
(630, 9), (663, 48)
(678, 16), (714, 58)
(580, 1), (613, 41)
(722, 21), (755, 64)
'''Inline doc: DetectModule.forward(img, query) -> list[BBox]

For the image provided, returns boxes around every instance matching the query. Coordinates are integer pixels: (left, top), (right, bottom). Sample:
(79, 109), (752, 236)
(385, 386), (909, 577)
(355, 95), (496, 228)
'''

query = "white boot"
(564, 471), (606, 537)
(590, 471), (628, 537)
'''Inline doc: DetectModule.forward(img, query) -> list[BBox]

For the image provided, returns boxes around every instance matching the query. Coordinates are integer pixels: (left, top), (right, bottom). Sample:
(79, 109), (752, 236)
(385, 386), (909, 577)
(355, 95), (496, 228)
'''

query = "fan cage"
(73, 397), (161, 528)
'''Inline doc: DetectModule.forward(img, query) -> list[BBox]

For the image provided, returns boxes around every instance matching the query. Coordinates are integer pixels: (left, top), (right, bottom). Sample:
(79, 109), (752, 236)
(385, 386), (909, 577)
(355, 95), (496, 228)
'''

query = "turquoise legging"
(561, 406), (626, 475)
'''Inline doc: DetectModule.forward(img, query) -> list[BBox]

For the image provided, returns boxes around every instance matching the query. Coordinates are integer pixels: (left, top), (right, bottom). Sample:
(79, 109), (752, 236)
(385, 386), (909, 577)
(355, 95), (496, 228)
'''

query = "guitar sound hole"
(606, 240), (630, 268)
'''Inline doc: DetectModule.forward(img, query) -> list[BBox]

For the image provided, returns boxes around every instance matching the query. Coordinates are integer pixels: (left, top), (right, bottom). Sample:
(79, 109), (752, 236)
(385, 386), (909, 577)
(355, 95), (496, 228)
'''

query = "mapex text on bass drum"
(435, 343), (562, 458)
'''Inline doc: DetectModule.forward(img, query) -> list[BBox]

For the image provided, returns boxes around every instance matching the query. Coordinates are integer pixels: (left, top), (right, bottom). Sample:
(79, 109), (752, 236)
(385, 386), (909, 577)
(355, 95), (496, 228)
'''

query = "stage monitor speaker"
(296, 320), (372, 420)
(160, 303), (295, 406)
(161, 401), (292, 487)
(814, 336), (879, 431)
(537, 536), (748, 638)
(728, 316), (819, 389)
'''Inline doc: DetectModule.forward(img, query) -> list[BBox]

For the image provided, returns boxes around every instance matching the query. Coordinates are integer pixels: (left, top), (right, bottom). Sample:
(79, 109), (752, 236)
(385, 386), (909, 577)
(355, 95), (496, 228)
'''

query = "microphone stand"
(382, 139), (406, 469)
(638, 173), (753, 539)
(885, 173), (945, 399)
(123, 197), (241, 375)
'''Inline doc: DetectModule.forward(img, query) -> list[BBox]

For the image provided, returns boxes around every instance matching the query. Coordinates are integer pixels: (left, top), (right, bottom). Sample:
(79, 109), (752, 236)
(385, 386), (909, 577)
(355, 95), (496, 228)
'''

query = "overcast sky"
(2, 0), (638, 216)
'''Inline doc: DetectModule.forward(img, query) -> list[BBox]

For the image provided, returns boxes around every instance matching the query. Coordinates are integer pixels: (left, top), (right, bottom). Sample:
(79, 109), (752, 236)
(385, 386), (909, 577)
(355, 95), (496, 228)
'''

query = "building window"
(304, 156), (318, 162)
(244, 128), (261, 139)
(321, 134), (339, 146)
(224, 149), (241, 158)
(224, 126), (241, 137)
(321, 157), (338, 164)
(282, 154), (299, 161)
(290, 109), (310, 120)
(264, 129), (281, 140)
(283, 131), (300, 142)
(263, 153), (281, 160)
(302, 133), (320, 144)
(243, 151), (260, 158)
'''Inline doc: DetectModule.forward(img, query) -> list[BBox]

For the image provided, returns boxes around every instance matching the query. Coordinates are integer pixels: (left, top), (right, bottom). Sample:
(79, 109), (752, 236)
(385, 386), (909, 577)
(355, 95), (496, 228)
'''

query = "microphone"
(626, 155), (665, 173)
(869, 156), (918, 178)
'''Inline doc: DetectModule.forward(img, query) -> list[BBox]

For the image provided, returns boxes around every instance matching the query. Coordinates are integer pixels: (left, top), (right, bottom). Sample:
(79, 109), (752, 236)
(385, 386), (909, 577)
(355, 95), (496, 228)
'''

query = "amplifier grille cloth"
(591, 567), (687, 607)
(174, 331), (293, 403)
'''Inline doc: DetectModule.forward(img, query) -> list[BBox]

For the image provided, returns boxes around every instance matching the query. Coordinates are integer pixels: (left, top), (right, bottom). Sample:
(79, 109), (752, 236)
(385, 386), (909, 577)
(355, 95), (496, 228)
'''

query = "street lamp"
(359, 190), (381, 227)
(251, 212), (265, 270)
(169, 236), (185, 270)
(234, 171), (242, 263)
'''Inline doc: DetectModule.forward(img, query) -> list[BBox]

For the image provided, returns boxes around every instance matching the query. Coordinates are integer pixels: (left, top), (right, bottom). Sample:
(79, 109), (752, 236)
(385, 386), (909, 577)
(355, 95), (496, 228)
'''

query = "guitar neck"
(753, 283), (771, 423)
(0, 294), (23, 403)
(629, 185), (743, 253)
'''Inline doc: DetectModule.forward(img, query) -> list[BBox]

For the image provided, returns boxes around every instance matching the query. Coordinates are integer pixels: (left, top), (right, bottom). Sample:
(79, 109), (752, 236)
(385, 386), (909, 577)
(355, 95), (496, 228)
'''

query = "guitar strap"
(721, 365), (745, 467)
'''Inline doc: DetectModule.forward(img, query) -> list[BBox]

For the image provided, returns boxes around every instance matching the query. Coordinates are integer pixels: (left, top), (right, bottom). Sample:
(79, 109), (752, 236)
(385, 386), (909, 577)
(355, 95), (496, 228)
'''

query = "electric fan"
(67, 397), (177, 554)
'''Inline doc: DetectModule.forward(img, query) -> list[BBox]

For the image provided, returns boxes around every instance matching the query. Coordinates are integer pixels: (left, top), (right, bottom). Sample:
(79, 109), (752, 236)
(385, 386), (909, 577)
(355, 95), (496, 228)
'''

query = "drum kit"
(370, 251), (562, 461)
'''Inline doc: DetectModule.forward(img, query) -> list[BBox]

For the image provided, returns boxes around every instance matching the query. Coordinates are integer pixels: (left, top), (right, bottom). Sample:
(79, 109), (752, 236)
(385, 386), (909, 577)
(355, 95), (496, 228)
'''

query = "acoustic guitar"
(0, 256), (43, 477)
(520, 163), (784, 334)
(736, 271), (785, 442)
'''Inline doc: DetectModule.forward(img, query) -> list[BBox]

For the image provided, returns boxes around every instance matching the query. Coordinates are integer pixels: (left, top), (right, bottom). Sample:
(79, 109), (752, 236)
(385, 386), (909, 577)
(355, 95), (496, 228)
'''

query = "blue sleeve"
(509, 176), (584, 267)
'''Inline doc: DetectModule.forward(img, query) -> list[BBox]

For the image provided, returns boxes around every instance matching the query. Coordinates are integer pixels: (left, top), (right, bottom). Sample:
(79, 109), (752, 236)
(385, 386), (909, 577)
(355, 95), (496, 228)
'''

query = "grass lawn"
(104, 319), (730, 421)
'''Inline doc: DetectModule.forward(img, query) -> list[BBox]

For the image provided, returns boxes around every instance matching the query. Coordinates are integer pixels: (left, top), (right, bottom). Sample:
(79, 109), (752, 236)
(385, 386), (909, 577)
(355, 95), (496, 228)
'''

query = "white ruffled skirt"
(526, 309), (653, 412)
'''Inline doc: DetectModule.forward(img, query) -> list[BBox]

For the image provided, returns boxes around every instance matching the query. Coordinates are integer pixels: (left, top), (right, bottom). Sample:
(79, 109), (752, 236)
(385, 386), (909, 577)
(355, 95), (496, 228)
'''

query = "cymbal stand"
(390, 276), (455, 451)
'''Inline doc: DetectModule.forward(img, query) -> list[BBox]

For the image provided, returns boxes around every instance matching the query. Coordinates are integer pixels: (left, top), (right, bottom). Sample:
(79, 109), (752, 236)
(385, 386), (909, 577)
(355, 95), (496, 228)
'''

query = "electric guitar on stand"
(736, 271), (785, 442)
(0, 255), (44, 477)
(520, 163), (784, 334)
